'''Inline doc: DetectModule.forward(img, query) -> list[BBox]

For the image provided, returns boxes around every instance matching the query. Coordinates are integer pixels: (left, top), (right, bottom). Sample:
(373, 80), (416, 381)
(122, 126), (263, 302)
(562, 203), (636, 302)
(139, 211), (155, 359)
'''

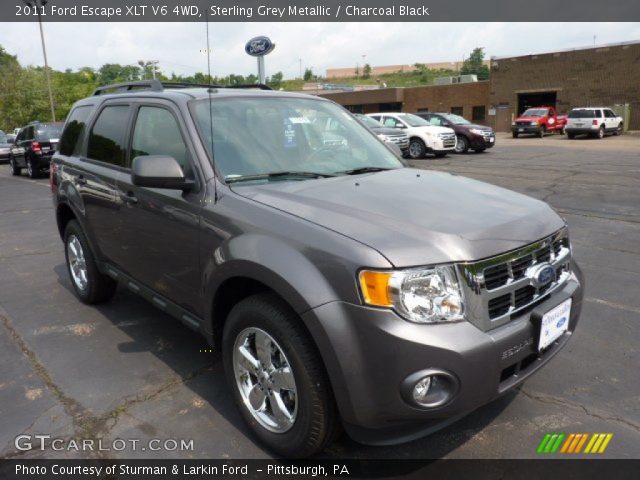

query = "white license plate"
(489, 137), (495, 143)
(575, 123), (583, 127)
(538, 298), (571, 350)
(518, 128), (524, 132)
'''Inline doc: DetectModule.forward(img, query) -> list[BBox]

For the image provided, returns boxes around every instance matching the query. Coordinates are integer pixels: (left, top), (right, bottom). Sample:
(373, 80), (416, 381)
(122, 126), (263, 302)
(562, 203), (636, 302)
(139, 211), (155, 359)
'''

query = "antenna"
(205, 18), (217, 200)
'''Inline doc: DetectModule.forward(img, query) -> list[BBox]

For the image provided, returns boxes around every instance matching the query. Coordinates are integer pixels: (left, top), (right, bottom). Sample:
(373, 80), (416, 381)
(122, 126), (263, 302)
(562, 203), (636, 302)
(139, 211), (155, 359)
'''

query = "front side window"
(59, 106), (92, 156)
(428, 116), (444, 126)
(87, 106), (129, 167)
(190, 97), (402, 182)
(131, 106), (190, 176)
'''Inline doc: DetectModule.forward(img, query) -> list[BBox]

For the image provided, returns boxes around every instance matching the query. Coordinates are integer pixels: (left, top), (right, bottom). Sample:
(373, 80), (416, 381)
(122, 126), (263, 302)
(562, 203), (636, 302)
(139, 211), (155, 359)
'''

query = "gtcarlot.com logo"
(537, 433), (613, 454)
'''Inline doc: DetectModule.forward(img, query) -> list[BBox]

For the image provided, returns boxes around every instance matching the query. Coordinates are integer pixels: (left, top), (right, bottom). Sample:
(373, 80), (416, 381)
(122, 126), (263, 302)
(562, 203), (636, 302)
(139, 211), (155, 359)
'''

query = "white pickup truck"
(367, 112), (457, 158)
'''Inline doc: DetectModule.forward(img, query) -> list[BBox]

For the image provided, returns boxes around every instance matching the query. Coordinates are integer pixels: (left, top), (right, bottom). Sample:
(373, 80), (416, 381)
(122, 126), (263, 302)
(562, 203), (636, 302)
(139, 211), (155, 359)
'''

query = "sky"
(1, 22), (639, 79)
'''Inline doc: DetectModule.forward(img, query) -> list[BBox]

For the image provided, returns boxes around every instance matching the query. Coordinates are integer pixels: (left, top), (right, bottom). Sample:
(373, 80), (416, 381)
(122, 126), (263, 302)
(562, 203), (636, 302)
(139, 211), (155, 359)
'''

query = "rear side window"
(59, 106), (92, 156)
(87, 106), (129, 167)
(131, 106), (190, 175)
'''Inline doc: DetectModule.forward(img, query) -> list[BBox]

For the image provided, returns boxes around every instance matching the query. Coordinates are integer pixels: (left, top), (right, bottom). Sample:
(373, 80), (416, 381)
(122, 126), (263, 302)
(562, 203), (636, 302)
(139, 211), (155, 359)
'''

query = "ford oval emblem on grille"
(528, 263), (555, 288)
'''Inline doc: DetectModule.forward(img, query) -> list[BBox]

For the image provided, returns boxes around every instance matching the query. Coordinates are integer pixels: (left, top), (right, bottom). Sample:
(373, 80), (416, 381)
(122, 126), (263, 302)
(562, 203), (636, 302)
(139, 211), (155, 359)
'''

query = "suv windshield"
(396, 113), (429, 127)
(191, 97), (402, 183)
(568, 109), (597, 118)
(441, 114), (470, 125)
(36, 124), (63, 140)
(521, 109), (548, 117)
(356, 114), (383, 129)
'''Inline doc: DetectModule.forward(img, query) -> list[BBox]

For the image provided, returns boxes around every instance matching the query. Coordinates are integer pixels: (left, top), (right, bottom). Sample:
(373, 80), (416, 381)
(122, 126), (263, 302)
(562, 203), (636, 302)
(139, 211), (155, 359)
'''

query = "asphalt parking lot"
(1, 133), (639, 460)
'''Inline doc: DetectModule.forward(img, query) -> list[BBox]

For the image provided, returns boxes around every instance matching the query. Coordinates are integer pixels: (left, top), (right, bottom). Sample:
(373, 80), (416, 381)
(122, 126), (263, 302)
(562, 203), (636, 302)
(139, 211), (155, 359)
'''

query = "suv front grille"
(438, 133), (456, 148)
(458, 228), (572, 330)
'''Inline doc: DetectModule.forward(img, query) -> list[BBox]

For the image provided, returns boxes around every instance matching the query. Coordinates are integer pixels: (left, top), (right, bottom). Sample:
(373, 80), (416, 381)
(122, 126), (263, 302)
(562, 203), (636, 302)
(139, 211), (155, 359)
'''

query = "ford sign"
(527, 263), (556, 288)
(245, 36), (275, 57)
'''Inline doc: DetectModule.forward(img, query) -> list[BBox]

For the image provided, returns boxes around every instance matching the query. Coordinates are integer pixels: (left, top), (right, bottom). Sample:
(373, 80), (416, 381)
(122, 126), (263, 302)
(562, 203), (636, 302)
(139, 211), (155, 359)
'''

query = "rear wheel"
(408, 138), (426, 159)
(223, 293), (340, 458)
(512, 132), (519, 138)
(597, 126), (605, 139)
(9, 155), (21, 176)
(26, 158), (39, 179)
(64, 220), (117, 304)
(454, 135), (469, 154)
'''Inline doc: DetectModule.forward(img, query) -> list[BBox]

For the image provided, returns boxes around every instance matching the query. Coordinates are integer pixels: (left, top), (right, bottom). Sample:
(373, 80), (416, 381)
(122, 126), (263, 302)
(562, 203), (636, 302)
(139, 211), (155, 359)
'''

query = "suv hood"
(515, 116), (542, 122)
(232, 168), (564, 267)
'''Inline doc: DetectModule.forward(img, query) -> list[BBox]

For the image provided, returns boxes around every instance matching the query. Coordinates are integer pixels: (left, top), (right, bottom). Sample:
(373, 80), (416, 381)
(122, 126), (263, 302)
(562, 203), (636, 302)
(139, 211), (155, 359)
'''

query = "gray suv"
(52, 81), (584, 458)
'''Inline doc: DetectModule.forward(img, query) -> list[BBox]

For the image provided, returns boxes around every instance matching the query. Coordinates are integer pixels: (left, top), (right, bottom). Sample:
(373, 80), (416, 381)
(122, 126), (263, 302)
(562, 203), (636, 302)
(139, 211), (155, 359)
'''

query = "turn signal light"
(358, 270), (392, 307)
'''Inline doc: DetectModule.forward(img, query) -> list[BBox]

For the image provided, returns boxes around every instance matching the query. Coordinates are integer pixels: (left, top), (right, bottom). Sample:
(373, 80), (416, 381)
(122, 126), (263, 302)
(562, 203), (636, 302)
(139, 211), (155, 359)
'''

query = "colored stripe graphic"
(539, 433), (613, 454)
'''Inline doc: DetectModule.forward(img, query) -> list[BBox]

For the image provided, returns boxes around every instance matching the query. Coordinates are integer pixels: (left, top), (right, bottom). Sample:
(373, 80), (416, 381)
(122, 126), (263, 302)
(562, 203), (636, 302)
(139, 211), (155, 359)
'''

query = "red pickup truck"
(511, 106), (567, 138)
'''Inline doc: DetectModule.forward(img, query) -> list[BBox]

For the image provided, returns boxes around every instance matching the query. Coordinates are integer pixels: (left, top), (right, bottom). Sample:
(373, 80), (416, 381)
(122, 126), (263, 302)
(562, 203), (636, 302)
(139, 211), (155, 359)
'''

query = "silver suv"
(565, 107), (623, 139)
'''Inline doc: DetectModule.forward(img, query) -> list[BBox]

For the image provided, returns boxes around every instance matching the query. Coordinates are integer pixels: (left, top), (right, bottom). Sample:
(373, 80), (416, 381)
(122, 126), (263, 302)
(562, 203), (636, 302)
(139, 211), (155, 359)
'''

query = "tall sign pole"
(245, 36), (276, 84)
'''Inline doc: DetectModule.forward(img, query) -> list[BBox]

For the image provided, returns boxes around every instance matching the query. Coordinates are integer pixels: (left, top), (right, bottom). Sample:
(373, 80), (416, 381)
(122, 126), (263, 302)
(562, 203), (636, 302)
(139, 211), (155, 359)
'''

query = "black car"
(0, 130), (12, 164)
(52, 80), (582, 458)
(9, 121), (63, 178)
(354, 114), (410, 155)
(414, 112), (495, 154)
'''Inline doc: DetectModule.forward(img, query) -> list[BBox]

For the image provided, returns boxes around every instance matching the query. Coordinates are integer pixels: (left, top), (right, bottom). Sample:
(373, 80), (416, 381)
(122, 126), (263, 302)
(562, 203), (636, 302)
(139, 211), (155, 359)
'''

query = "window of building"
(417, 108), (429, 113)
(87, 106), (129, 167)
(472, 106), (486, 122)
(451, 106), (464, 116)
(59, 106), (93, 156)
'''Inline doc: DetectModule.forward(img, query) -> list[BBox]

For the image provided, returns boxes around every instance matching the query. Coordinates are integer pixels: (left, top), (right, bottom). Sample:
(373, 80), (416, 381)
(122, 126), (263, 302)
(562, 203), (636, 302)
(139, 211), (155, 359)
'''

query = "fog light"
(402, 369), (459, 409)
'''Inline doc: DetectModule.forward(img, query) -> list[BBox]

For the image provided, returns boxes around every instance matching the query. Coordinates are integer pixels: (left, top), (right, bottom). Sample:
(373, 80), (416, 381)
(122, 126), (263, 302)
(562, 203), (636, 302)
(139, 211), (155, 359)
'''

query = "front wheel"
(64, 220), (117, 304)
(408, 138), (426, 159)
(615, 123), (623, 135)
(454, 135), (469, 153)
(539, 126), (546, 138)
(9, 155), (21, 176)
(223, 293), (339, 458)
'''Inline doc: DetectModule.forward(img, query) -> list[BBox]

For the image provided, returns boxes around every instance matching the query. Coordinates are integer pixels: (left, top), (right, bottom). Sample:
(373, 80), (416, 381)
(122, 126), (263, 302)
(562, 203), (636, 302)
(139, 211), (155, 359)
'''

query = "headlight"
(377, 134), (389, 141)
(511, 122), (516, 126)
(358, 266), (464, 323)
(470, 128), (485, 135)
(530, 121), (538, 126)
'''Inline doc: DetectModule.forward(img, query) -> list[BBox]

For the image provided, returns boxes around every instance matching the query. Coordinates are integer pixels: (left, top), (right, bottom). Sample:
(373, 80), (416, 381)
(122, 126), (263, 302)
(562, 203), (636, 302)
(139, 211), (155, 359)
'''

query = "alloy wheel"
(67, 235), (88, 292)
(233, 327), (298, 433)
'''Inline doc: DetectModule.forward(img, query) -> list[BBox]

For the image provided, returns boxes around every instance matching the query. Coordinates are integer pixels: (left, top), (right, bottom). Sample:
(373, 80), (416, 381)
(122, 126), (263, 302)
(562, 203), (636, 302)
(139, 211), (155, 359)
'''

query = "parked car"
(564, 107), (624, 139)
(52, 80), (583, 458)
(414, 112), (495, 154)
(0, 130), (12, 163)
(512, 106), (567, 138)
(367, 112), (456, 158)
(9, 121), (63, 178)
(354, 114), (410, 155)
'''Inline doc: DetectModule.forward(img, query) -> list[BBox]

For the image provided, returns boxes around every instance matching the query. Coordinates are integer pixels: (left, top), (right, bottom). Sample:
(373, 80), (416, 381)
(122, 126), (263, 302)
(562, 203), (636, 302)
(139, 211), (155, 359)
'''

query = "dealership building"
(317, 41), (640, 131)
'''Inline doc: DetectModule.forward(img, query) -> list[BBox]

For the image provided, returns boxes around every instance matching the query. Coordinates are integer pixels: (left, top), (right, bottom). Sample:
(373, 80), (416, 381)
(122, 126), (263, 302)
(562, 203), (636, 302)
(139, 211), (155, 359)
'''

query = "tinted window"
(59, 107), (92, 156)
(428, 116), (444, 126)
(569, 110), (596, 118)
(605, 110), (616, 118)
(131, 106), (190, 176)
(87, 106), (129, 166)
(35, 123), (63, 140)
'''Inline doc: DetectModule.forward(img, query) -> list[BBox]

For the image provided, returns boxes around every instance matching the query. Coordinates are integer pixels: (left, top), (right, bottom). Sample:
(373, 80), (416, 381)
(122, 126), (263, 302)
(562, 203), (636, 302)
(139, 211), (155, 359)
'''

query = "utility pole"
(299, 58), (302, 79)
(25, 0), (55, 122)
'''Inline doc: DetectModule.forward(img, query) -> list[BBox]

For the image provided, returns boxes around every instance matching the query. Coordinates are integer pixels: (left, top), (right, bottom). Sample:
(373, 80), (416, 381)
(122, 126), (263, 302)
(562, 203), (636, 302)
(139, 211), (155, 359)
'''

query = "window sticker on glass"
(283, 118), (297, 148)
(289, 117), (310, 124)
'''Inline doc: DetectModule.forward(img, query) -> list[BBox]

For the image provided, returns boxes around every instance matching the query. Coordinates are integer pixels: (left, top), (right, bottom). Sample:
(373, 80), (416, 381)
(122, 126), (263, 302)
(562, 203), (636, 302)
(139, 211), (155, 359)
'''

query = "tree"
(267, 71), (284, 89)
(461, 47), (490, 80)
(363, 64), (372, 79)
(303, 68), (313, 81)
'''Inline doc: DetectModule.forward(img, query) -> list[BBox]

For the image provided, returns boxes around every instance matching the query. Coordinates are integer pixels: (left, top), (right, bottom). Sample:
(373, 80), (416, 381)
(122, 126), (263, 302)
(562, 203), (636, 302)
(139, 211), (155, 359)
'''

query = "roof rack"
(93, 80), (272, 96)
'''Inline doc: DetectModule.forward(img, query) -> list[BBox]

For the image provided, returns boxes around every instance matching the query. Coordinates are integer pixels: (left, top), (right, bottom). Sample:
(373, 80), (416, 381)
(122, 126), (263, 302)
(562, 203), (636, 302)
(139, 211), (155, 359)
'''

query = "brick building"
(317, 41), (640, 131)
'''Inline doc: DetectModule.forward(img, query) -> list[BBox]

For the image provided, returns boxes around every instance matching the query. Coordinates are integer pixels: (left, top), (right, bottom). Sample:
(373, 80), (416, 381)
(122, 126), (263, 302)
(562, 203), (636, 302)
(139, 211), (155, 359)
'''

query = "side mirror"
(396, 124), (406, 129)
(131, 155), (193, 191)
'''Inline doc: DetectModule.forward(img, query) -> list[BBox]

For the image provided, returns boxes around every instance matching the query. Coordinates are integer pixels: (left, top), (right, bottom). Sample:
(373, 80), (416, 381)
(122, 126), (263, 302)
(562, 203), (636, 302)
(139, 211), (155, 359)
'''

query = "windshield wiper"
(225, 171), (336, 184)
(335, 166), (394, 176)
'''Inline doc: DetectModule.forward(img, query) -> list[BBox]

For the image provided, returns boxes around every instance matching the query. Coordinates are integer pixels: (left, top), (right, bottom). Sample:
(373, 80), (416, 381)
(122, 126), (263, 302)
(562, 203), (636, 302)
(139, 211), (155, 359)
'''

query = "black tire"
(408, 138), (426, 159)
(614, 123), (623, 136)
(64, 220), (117, 304)
(539, 125), (546, 138)
(567, 132), (575, 139)
(9, 155), (21, 176)
(597, 126), (605, 139)
(26, 157), (39, 179)
(454, 135), (469, 154)
(512, 132), (518, 138)
(222, 293), (340, 458)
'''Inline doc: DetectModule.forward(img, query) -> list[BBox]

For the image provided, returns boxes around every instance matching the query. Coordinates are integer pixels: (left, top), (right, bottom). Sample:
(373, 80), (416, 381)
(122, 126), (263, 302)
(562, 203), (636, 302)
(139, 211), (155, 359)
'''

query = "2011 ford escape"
(52, 81), (584, 458)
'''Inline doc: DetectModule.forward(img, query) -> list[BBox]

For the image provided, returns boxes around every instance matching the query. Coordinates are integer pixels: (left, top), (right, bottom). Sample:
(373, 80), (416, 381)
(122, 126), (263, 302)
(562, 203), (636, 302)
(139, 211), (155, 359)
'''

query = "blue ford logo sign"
(245, 36), (275, 57)
(528, 263), (555, 288)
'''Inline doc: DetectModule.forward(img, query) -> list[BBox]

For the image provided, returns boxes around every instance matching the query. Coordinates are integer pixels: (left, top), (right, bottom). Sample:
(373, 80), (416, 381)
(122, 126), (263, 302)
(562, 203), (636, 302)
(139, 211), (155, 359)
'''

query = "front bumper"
(470, 134), (495, 149)
(512, 125), (541, 135)
(303, 262), (583, 445)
